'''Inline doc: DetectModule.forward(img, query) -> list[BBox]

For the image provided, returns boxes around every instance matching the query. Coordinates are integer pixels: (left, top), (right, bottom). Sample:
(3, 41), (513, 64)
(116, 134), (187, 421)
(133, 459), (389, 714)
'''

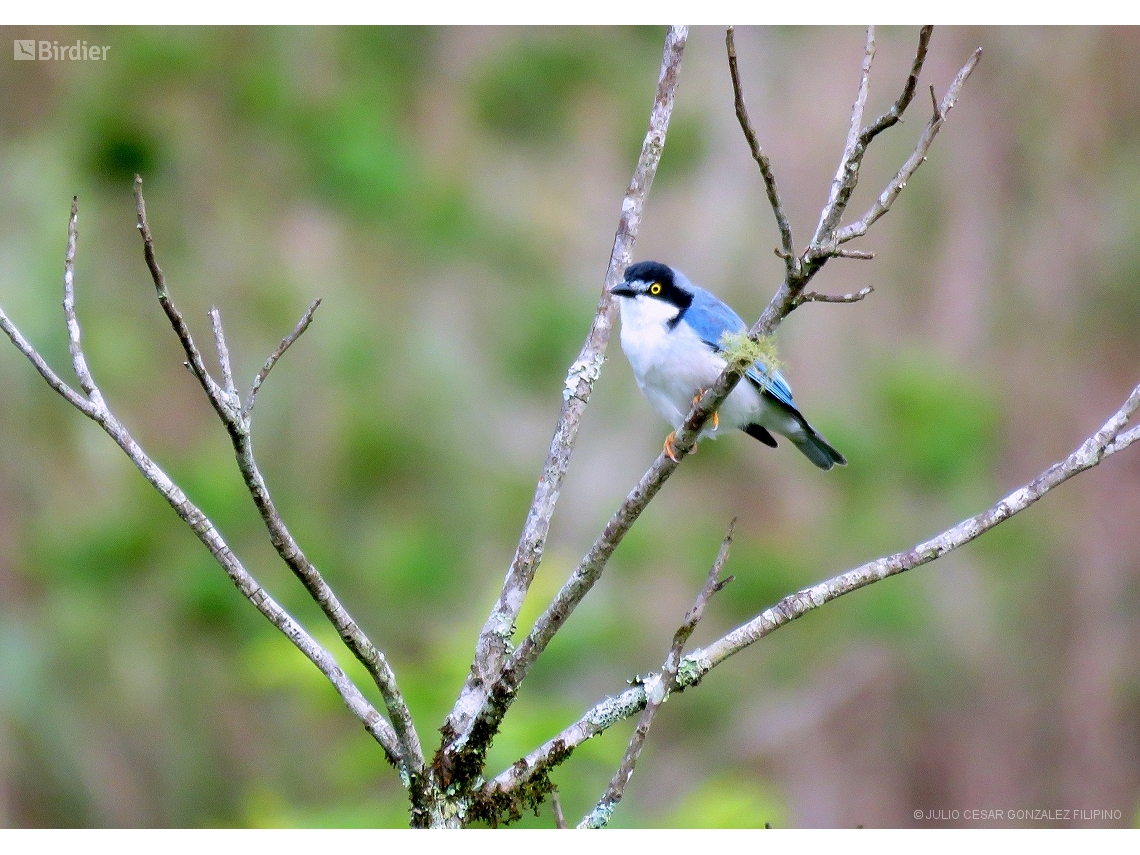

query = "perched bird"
(611, 261), (846, 470)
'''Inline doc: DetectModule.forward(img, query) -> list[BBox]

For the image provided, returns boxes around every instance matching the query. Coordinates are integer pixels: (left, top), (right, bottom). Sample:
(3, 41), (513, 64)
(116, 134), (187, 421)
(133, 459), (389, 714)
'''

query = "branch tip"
(243, 297), (323, 419)
(726, 26), (796, 269)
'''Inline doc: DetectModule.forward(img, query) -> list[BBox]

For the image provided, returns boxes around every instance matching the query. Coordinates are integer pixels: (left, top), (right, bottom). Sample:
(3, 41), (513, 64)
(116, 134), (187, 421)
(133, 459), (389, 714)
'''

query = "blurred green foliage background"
(2, 26), (1140, 828)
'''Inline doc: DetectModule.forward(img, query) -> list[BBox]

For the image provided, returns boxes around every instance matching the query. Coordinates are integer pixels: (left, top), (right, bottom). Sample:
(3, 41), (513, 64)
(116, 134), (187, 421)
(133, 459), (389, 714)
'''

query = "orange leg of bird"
(666, 394), (723, 462)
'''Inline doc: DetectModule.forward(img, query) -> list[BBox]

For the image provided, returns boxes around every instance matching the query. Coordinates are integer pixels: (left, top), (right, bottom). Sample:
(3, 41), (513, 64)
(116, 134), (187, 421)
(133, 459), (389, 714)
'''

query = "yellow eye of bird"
(649, 282), (662, 295)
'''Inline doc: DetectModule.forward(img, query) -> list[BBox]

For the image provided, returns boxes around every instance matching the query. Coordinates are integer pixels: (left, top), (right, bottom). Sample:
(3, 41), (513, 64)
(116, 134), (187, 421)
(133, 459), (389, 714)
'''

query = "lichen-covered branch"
(457, 29), (984, 781)
(441, 24), (689, 776)
(485, 379), (1140, 802)
(579, 521), (735, 829)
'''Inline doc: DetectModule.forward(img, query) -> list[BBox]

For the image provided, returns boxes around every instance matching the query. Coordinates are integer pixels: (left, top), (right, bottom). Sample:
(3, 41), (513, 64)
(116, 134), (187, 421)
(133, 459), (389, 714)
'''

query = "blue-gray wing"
(685, 287), (798, 411)
(745, 362), (796, 411)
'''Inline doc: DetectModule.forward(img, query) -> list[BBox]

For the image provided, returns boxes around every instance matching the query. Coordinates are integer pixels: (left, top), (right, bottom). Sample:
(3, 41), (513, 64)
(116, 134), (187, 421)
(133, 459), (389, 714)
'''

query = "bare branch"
(2, 199), (405, 766)
(208, 307), (239, 406)
(91, 408), (405, 765)
(848, 27), (877, 157)
(794, 285), (875, 307)
(551, 787), (567, 829)
(133, 176), (230, 419)
(835, 47), (983, 246)
(243, 298), (322, 420)
(696, 380), (1140, 668)
(812, 26), (939, 250)
(1, 199), (97, 417)
(0, 310), (96, 416)
(132, 182), (423, 774)
(487, 381), (1140, 798)
(227, 427), (425, 771)
(60, 196), (103, 406)
(579, 521), (736, 829)
(743, 30), (975, 343)
(477, 435), (693, 754)
(726, 27), (796, 273)
(859, 26), (933, 146)
(811, 25), (878, 245)
(442, 25), (690, 773)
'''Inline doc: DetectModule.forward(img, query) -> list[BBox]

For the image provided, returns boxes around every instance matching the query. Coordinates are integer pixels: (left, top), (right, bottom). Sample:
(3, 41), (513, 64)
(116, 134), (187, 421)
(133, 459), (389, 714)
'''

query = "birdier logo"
(13, 39), (110, 61)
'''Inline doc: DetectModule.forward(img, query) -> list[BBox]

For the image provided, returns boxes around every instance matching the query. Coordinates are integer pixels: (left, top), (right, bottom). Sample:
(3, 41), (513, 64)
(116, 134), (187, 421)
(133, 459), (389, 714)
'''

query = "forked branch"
(485, 379), (1140, 798)
(833, 45), (982, 247)
(454, 29), (984, 792)
(132, 179), (424, 775)
(579, 521), (736, 829)
(0, 198), (405, 767)
(442, 24), (690, 776)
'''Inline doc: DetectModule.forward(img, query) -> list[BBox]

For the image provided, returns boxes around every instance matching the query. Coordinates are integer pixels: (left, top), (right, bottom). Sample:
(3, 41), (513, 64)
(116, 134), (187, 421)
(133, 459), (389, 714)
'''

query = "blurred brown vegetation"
(1, 26), (1139, 828)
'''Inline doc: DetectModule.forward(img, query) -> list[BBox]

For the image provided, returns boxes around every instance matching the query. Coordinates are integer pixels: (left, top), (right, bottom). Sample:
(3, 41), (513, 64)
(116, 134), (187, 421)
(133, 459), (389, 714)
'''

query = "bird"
(611, 260), (846, 470)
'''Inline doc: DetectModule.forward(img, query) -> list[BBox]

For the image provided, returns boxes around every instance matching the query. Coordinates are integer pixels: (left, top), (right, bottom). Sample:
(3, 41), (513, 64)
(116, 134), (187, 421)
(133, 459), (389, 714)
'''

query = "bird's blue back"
(682, 286), (797, 411)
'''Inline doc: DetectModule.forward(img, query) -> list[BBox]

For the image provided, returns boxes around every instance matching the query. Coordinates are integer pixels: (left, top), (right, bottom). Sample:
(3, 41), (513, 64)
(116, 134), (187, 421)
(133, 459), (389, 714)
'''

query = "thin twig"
(61, 196), (102, 406)
(835, 47), (983, 246)
(812, 26), (938, 251)
(209, 307), (238, 406)
(3, 197), (102, 417)
(726, 27), (796, 273)
(859, 26), (933, 146)
(243, 298), (322, 420)
(811, 25), (879, 245)
(1, 198), (97, 417)
(133, 176), (229, 420)
(442, 24), (690, 776)
(794, 285), (875, 306)
(579, 521), (736, 829)
(484, 380), (1140, 798)
(750, 30), (973, 330)
(551, 787), (567, 829)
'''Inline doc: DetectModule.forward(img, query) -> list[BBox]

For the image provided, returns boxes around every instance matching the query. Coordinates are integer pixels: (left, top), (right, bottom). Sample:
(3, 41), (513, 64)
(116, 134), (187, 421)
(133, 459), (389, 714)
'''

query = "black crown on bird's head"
(623, 260), (676, 288)
(614, 261), (694, 310)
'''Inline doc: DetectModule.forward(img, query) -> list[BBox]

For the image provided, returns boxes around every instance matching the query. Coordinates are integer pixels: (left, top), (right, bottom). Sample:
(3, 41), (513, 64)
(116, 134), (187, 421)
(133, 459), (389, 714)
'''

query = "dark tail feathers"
(743, 421), (846, 471)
